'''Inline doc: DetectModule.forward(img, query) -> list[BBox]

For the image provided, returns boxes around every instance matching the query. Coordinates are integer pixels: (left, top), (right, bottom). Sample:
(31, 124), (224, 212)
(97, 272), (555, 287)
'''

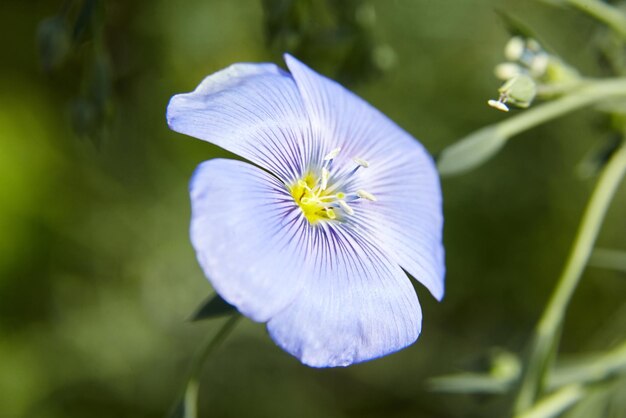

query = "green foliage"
(190, 294), (237, 321)
(262, 0), (392, 85)
(2, 0), (626, 418)
(437, 125), (506, 176)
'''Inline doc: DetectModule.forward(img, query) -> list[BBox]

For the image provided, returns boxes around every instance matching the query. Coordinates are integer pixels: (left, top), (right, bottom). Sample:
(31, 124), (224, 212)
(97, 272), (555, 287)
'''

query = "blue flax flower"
(167, 54), (445, 367)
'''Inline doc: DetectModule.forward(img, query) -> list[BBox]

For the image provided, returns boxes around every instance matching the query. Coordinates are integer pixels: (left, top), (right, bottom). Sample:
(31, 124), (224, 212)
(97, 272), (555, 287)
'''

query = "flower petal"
(167, 63), (319, 184)
(348, 151), (446, 301)
(267, 224), (422, 367)
(284, 54), (445, 300)
(190, 158), (312, 322)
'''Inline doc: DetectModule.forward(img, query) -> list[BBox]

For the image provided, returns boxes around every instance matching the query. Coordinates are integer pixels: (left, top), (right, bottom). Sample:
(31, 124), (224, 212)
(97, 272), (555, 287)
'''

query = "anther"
(323, 147), (341, 161)
(338, 200), (354, 215)
(325, 208), (336, 219)
(487, 99), (509, 112)
(320, 167), (330, 190)
(357, 190), (377, 201)
(353, 157), (369, 168)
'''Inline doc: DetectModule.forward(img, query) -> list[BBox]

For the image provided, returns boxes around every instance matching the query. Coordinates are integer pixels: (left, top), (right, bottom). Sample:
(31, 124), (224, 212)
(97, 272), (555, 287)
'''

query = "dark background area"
(1, 1), (625, 417)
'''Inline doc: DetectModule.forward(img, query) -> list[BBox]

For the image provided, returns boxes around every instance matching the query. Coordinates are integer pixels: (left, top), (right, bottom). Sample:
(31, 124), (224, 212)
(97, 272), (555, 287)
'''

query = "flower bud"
(36, 16), (71, 72)
(494, 63), (524, 80)
(498, 74), (536, 108)
(504, 36), (525, 61)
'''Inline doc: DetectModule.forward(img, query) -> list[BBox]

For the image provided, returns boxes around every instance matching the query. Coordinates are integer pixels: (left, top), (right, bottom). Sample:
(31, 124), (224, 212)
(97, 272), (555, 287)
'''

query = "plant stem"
(438, 78), (626, 176)
(548, 340), (626, 389)
(496, 78), (626, 140)
(588, 248), (626, 272)
(182, 314), (240, 418)
(514, 143), (626, 413)
(566, 0), (626, 38)
(516, 384), (586, 418)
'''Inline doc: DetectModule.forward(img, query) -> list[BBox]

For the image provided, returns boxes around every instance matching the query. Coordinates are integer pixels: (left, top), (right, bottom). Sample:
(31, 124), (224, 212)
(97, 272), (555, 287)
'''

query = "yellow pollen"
(290, 172), (338, 224)
(289, 150), (377, 224)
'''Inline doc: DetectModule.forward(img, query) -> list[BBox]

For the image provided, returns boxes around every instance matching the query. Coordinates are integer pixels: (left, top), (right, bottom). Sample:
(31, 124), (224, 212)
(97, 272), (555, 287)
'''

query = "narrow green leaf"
(167, 398), (185, 418)
(577, 136), (623, 179)
(495, 9), (547, 39)
(167, 380), (199, 418)
(589, 248), (626, 273)
(429, 372), (512, 394)
(437, 126), (507, 176)
(549, 340), (626, 389)
(37, 16), (71, 72)
(190, 294), (236, 321)
(516, 384), (585, 418)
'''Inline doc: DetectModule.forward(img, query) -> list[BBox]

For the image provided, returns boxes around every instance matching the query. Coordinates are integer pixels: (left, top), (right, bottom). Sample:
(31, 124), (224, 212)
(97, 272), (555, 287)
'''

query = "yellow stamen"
(289, 150), (377, 224)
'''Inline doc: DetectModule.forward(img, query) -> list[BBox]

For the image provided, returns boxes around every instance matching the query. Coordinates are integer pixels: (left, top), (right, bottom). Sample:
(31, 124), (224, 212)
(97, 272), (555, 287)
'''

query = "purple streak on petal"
(284, 53), (445, 301)
(190, 158), (314, 322)
(167, 63), (322, 183)
(267, 222), (422, 368)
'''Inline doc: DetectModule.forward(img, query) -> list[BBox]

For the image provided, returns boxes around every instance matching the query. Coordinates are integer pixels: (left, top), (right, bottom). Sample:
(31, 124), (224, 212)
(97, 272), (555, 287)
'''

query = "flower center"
(289, 147), (377, 224)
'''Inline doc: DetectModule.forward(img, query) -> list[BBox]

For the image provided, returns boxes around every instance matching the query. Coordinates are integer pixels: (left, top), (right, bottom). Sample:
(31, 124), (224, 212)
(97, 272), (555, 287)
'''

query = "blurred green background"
(1, 0), (625, 417)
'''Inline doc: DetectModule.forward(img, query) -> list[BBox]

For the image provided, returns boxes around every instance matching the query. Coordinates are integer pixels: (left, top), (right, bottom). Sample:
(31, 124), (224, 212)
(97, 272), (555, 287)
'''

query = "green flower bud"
(494, 62), (524, 80)
(488, 74), (537, 112)
(504, 36), (525, 61)
(498, 74), (536, 108)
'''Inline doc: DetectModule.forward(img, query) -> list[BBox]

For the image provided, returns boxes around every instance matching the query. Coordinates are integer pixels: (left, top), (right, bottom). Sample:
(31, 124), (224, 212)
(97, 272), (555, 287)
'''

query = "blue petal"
(190, 158), (313, 322)
(284, 54), (445, 300)
(267, 223), (422, 367)
(167, 63), (320, 184)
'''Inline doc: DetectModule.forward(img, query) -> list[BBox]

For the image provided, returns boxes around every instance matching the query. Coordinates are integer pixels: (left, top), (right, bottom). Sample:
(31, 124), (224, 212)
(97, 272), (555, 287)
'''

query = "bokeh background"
(1, 0), (625, 417)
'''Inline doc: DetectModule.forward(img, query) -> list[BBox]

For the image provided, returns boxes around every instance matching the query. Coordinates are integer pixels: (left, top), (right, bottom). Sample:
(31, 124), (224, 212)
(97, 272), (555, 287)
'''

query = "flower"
(167, 54), (445, 367)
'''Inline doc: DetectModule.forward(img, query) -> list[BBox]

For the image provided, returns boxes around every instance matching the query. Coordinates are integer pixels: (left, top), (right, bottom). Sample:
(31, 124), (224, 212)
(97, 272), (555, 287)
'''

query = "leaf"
(167, 398), (185, 418)
(190, 294), (237, 321)
(516, 384), (585, 418)
(564, 388), (610, 418)
(429, 372), (512, 394)
(495, 9), (544, 39)
(588, 248), (626, 273)
(577, 136), (623, 179)
(493, 9), (556, 55)
(436, 125), (507, 176)
(167, 380), (199, 418)
(37, 16), (71, 72)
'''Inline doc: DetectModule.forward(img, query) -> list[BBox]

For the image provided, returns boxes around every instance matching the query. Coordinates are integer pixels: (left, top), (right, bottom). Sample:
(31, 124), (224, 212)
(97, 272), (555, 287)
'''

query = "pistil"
(289, 148), (377, 224)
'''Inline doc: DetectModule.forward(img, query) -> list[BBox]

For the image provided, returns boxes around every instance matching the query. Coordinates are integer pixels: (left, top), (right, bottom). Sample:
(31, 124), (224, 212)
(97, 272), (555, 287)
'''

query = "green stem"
(437, 78), (626, 176)
(514, 143), (626, 413)
(516, 384), (586, 418)
(548, 340), (626, 389)
(181, 315), (240, 418)
(566, 0), (626, 38)
(496, 78), (626, 140)
(588, 248), (626, 272)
